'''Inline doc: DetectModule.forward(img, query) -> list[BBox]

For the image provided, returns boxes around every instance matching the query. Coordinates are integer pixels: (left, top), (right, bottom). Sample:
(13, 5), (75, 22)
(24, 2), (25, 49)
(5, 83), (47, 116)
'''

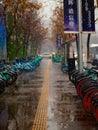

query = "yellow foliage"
(3, 0), (41, 12)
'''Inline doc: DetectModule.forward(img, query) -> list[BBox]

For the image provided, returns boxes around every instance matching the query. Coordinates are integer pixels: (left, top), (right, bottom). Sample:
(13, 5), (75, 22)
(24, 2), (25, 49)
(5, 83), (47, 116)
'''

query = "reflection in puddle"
(8, 102), (35, 130)
(56, 80), (66, 83)
(51, 89), (98, 129)
(0, 100), (8, 130)
(0, 94), (40, 130)
(0, 66), (44, 130)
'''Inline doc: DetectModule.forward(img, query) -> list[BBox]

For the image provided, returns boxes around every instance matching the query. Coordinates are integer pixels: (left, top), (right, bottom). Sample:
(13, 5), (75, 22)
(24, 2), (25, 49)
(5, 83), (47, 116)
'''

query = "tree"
(2, 0), (43, 60)
(51, 4), (75, 59)
(51, 0), (98, 63)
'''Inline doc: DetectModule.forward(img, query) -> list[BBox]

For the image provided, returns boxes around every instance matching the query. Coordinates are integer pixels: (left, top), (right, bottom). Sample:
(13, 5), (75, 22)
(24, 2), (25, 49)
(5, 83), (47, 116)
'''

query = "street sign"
(63, 0), (95, 72)
(82, 0), (95, 32)
(63, 0), (95, 33)
(56, 34), (62, 48)
(63, 0), (79, 33)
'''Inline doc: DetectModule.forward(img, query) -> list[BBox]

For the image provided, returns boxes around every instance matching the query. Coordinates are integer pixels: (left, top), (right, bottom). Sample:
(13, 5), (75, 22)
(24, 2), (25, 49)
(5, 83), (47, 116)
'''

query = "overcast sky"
(37, 0), (56, 26)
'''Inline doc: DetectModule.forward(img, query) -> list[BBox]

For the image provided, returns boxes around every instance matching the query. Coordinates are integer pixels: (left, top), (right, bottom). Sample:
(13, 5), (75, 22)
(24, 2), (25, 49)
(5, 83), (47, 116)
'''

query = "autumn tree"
(22, 11), (48, 57)
(51, 0), (98, 63)
(2, 0), (44, 60)
(51, 4), (75, 59)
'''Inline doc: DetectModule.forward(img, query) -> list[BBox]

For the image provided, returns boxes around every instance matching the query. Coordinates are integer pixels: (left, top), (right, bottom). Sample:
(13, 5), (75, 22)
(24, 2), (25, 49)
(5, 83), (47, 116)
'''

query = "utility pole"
(78, 0), (83, 73)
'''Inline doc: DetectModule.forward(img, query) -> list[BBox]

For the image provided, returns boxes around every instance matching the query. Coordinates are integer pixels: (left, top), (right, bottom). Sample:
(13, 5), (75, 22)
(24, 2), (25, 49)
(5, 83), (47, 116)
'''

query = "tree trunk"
(15, 27), (19, 58)
(23, 42), (25, 57)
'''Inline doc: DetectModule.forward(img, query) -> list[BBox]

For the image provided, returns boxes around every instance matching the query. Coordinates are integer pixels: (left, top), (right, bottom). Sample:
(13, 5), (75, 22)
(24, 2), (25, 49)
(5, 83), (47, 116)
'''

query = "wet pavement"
(0, 59), (98, 130)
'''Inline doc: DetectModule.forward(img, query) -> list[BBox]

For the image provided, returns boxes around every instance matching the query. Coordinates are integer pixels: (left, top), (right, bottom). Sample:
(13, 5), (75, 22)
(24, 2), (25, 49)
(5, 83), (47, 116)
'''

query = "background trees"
(51, 0), (98, 62)
(2, 0), (48, 60)
(51, 3), (75, 58)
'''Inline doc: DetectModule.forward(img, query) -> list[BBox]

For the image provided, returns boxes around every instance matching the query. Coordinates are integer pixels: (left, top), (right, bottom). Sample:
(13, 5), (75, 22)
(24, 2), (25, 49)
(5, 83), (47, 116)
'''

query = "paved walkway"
(0, 59), (98, 130)
(32, 59), (98, 130)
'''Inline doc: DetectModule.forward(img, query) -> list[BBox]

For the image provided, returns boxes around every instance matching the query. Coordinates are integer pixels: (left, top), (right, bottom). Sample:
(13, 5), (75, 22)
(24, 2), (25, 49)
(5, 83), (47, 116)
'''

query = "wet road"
(0, 59), (98, 130)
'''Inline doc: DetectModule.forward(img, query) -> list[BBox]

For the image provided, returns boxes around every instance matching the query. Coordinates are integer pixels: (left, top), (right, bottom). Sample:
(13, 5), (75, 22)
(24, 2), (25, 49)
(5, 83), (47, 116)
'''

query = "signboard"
(0, 4), (7, 58)
(82, 0), (95, 32)
(56, 34), (62, 48)
(63, 0), (79, 33)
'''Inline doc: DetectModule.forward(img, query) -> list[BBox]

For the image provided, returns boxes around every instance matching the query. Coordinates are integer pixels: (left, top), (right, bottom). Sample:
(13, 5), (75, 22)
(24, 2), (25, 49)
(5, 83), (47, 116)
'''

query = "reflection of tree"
(7, 103), (18, 130)
(0, 101), (8, 130)
(13, 102), (36, 130)
(7, 95), (39, 130)
(8, 103), (18, 120)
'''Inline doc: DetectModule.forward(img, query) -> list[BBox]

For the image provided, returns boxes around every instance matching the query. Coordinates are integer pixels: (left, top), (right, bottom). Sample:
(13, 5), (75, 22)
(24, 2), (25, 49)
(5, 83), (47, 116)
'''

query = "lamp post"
(77, 0), (83, 73)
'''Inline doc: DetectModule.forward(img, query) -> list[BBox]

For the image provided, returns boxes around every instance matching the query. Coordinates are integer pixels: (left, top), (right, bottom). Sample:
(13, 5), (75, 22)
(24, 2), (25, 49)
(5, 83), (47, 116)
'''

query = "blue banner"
(82, 0), (95, 32)
(56, 35), (62, 48)
(0, 4), (7, 58)
(63, 0), (79, 33)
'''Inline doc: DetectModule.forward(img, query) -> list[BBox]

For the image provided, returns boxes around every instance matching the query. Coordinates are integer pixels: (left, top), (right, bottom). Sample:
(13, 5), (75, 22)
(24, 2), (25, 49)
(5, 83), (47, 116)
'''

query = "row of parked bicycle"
(69, 67), (98, 121)
(0, 56), (42, 94)
(52, 55), (62, 63)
